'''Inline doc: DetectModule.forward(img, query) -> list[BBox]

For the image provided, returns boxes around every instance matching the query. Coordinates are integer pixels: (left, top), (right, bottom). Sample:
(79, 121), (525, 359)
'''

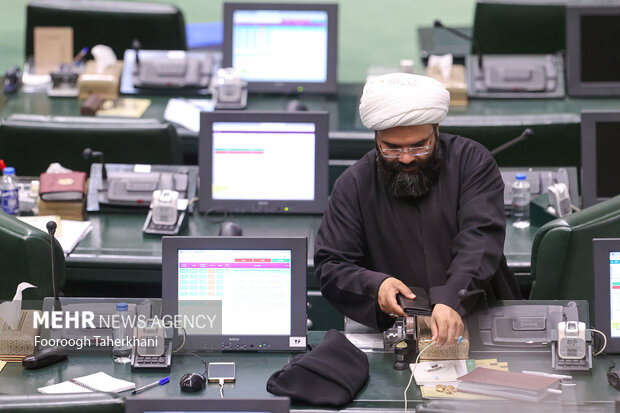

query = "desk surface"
(0, 328), (618, 411)
(4, 85), (620, 134)
(65, 213), (536, 283)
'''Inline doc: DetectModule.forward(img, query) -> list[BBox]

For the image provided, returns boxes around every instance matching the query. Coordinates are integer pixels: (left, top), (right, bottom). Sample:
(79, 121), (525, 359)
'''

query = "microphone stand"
(490, 128), (534, 157)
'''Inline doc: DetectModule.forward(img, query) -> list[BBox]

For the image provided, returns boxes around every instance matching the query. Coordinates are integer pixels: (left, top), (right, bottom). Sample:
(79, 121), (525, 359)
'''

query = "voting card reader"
(552, 321), (592, 372)
(132, 320), (172, 370)
(142, 190), (186, 235)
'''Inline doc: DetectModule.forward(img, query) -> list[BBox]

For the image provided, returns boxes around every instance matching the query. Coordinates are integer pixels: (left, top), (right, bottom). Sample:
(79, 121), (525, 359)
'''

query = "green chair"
(0, 211), (65, 301)
(529, 195), (620, 315)
(25, 0), (187, 60)
(0, 115), (183, 176)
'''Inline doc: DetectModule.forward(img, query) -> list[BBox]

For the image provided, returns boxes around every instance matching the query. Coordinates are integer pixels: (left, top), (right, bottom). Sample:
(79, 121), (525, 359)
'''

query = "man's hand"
(377, 277), (415, 317)
(430, 304), (464, 347)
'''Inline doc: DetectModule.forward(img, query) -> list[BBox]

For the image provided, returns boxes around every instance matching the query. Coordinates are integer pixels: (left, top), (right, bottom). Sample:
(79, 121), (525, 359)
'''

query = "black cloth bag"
(266, 329), (369, 407)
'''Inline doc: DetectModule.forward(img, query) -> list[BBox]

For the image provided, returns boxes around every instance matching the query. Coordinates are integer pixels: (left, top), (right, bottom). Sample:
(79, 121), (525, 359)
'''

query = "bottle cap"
(515, 173), (526, 180)
(3, 167), (15, 175)
(116, 302), (128, 311)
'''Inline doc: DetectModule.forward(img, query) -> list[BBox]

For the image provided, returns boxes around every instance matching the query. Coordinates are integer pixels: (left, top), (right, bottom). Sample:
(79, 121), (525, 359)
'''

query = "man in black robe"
(314, 73), (521, 346)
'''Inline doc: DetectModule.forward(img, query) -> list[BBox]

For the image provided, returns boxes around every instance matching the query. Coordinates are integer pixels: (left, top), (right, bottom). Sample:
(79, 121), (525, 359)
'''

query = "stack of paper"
(38, 372), (135, 394)
(457, 368), (560, 402)
(18, 216), (93, 255)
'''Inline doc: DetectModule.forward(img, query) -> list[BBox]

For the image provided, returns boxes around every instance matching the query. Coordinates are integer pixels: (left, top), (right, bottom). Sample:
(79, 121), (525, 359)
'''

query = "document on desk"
(17, 216), (92, 255)
(0, 360), (6, 373)
(164, 98), (214, 132)
(38, 371), (135, 394)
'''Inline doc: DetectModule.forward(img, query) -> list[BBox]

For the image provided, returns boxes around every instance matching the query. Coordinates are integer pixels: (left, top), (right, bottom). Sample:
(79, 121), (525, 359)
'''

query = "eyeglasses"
(377, 131), (434, 159)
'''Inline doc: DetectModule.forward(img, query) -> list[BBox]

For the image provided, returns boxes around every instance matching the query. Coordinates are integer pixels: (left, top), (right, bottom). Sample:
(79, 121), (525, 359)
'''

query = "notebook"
(38, 372), (135, 394)
(457, 367), (560, 402)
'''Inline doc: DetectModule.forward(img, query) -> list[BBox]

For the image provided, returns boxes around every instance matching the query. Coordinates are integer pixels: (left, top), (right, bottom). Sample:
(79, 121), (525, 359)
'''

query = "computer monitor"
(580, 111), (620, 208)
(593, 238), (620, 353)
(567, 5), (620, 96)
(198, 111), (329, 214)
(126, 398), (290, 413)
(222, 2), (338, 94)
(162, 236), (307, 352)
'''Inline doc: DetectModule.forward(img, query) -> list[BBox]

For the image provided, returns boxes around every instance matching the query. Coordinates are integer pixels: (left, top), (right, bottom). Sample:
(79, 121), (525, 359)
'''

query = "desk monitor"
(567, 5), (620, 96)
(126, 398), (290, 413)
(581, 111), (620, 208)
(162, 236), (307, 352)
(222, 2), (338, 94)
(593, 238), (620, 353)
(198, 111), (329, 214)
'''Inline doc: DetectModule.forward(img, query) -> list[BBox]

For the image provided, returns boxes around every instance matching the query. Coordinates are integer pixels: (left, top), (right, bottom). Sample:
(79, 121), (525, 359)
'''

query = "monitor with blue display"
(593, 238), (620, 353)
(223, 2), (338, 94)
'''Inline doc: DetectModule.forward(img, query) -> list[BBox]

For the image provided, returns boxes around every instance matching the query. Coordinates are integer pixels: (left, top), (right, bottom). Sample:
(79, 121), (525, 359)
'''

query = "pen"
(131, 376), (170, 395)
(73, 47), (89, 64)
(521, 370), (572, 380)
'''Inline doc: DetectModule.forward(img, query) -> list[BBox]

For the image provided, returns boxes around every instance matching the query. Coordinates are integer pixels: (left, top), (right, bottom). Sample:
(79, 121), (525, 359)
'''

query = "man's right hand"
(377, 277), (416, 317)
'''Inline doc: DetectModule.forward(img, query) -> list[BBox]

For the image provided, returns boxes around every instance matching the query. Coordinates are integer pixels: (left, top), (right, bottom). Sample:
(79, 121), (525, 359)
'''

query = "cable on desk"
(173, 326), (187, 353)
(188, 352), (208, 376)
(404, 341), (435, 413)
(204, 207), (230, 223)
(219, 378), (224, 398)
(590, 327), (607, 356)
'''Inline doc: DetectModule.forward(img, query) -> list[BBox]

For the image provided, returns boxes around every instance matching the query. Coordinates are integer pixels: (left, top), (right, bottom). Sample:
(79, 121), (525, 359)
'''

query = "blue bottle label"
(1, 189), (19, 215)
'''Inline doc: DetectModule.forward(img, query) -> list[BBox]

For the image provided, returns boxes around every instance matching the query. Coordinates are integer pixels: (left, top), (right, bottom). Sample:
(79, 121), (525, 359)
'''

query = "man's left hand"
(430, 304), (464, 347)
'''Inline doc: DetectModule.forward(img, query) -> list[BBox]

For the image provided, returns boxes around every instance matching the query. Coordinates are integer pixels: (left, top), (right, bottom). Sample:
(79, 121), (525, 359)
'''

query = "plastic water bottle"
(512, 173), (531, 229)
(112, 302), (133, 363)
(0, 167), (19, 215)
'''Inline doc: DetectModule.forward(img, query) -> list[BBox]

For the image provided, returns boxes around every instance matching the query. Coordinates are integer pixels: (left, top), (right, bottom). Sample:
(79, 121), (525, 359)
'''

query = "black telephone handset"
(396, 287), (432, 316)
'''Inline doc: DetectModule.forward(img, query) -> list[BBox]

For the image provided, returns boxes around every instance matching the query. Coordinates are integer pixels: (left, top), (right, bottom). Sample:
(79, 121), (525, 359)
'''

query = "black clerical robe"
(314, 133), (521, 331)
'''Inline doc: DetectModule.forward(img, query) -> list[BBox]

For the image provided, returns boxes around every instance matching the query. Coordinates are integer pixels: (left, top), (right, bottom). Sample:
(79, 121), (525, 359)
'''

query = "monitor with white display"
(567, 4), (620, 96)
(198, 111), (329, 214)
(162, 236), (307, 352)
(593, 238), (620, 353)
(223, 2), (338, 94)
(580, 111), (620, 208)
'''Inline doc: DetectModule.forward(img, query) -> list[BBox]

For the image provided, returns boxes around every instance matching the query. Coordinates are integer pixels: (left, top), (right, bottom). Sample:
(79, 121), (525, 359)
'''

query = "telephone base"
(143, 210), (186, 235)
(132, 341), (172, 370)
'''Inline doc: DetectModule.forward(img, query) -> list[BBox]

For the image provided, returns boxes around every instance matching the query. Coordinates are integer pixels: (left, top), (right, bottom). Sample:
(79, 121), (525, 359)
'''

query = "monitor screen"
(198, 111), (329, 214)
(162, 237), (307, 352)
(593, 239), (620, 353)
(223, 3), (338, 94)
(567, 5), (620, 96)
(580, 111), (620, 208)
(125, 398), (290, 413)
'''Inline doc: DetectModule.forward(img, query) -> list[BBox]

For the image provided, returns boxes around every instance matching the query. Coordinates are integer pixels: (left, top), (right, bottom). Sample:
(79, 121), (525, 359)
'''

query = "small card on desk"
(40, 172), (87, 201)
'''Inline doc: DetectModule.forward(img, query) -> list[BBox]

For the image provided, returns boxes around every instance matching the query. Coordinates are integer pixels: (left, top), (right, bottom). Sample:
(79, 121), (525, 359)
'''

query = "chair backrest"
(529, 195), (620, 313)
(25, 0), (187, 60)
(0, 115), (183, 176)
(0, 211), (66, 301)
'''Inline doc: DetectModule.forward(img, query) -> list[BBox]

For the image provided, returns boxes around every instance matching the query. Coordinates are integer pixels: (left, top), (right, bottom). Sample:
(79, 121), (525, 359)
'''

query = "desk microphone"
(489, 128), (534, 157)
(83, 147), (107, 182)
(133, 39), (142, 68)
(47, 221), (62, 312)
(434, 20), (483, 70)
(458, 288), (488, 311)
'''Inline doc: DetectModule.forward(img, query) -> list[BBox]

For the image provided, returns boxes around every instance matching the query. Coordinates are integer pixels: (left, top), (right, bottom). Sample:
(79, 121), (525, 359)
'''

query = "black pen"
(131, 376), (170, 395)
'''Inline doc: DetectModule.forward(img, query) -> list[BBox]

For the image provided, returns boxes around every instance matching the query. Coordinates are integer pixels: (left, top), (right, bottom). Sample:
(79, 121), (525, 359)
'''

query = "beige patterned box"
(417, 316), (470, 360)
(0, 310), (41, 356)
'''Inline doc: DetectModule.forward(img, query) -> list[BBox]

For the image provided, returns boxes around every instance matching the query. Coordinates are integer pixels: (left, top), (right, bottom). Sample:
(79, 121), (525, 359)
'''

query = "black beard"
(376, 141), (443, 199)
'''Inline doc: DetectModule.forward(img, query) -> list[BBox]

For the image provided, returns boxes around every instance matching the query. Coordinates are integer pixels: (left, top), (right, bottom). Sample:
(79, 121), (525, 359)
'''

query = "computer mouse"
(179, 372), (206, 393)
(219, 221), (243, 236)
(286, 99), (308, 112)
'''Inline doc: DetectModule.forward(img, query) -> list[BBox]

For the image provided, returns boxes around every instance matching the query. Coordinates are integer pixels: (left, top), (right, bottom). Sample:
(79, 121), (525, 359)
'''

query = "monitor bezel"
(566, 5), (620, 97)
(198, 110), (329, 214)
(580, 110), (619, 208)
(162, 236), (307, 352)
(593, 238), (620, 353)
(222, 2), (338, 94)
(125, 397), (290, 413)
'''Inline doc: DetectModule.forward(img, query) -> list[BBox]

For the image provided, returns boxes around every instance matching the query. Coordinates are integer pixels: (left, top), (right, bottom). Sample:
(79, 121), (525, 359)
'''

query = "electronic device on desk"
(500, 167), (578, 211)
(580, 111), (620, 208)
(132, 319), (173, 370)
(552, 321), (591, 371)
(120, 46), (213, 95)
(3, 66), (22, 94)
(567, 4), (620, 96)
(222, 2), (338, 94)
(86, 163), (199, 213)
(212, 67), (247, 110)
(47, 63), (81, 97)
(142, 189), (187, 235)
(198, 111), (329, 214)
(466, 54), (565, 98)
(162, 237), (307, 352)
(547, 183), (572, 218)
(125, 397), (291, 413)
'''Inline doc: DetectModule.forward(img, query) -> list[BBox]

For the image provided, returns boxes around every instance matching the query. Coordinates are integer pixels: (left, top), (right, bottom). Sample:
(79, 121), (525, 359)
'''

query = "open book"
(38, 372), (135, 394)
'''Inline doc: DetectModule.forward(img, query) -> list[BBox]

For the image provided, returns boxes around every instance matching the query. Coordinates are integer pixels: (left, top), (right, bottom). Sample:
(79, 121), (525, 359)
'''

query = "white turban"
(359, 73), (450, 131)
